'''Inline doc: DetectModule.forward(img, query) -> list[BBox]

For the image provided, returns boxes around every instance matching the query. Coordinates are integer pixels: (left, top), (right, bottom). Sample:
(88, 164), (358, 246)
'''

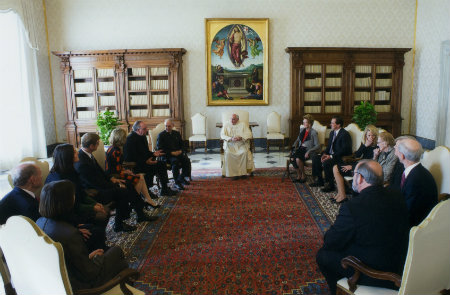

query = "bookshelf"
(285, 47), (410, 144)
(54, 49), (186, 146)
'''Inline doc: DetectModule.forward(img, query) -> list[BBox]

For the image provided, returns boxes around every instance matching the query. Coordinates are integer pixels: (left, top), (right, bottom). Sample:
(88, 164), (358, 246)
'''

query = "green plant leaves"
(96, 109), (119, 145)
(352, 101), (377, 130)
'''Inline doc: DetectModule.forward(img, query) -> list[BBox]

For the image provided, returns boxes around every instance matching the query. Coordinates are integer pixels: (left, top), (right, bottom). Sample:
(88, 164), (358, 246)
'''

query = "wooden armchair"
(336, 199), (450, 295)
(0, 216), (143, 295)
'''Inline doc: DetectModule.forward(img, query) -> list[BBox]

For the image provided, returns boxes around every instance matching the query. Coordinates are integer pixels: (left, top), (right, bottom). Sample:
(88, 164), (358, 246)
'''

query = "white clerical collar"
(404, 162), (420, 178)
(21, 188), (36, 199)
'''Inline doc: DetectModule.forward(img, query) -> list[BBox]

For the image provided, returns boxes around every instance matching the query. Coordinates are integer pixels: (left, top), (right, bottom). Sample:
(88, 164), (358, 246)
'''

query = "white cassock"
(221, 121), (255, 177)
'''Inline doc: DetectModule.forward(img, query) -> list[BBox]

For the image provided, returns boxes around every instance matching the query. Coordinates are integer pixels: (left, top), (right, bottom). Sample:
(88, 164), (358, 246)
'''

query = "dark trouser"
(135, 161), (169, 189)
(312, 154), (338, 184)
(167, 154), (191, 181)
(94, 246), (129, 287)
(96, 187), (144, 223)
(316, 248), (353, 295)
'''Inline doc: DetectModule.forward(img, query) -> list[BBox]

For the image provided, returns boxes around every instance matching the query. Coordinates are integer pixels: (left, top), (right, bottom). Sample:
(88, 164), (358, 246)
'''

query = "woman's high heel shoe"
(145, 202), (161, 209)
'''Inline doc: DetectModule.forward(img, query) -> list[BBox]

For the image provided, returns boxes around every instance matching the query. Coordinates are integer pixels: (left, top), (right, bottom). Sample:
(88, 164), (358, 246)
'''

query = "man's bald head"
(395, 137), (423, 164)
(355, 160), (384, 187)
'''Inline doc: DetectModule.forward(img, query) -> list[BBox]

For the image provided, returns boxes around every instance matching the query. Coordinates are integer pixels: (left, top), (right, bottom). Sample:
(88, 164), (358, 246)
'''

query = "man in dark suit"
(74, 133), (157, 232)
(157, 119), (191, 190)
(0, 162), (42, 224)
(310, 116), (352, 192)
(316, 160), (409, 295)
(123, 121), (177, 197)
(394, 137), (438, 227)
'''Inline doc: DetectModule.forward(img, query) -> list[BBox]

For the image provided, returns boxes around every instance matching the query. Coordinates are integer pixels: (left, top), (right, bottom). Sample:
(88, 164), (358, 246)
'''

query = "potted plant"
(352, 101), (377, 130)
(96, 108), (119, 145)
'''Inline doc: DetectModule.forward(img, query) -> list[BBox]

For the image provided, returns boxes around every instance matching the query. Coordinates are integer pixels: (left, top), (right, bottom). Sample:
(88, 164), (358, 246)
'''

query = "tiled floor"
(0, 148), (290, 198)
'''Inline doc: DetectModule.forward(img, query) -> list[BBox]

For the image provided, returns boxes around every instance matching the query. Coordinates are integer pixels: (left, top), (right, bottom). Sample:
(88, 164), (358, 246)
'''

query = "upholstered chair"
(189, 113), (207, 153)
(266, 111), (284, 153)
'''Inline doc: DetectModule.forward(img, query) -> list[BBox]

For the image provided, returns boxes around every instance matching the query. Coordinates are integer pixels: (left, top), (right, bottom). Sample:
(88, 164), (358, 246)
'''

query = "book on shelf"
(354, 91), (371, 101)
(97, 82), (115, 91)
(325, 77), (341, 87)
(76, 97), (94, 107)
(376, 66), (392, 74)
(304, 65), (321, 73)
(325, 91), (342, 101)
(374, 105), (391, 112)
(151, 79), (169, 90)
(130, 109), (148, 117)
(375, 79), (392, 87)
(131, 68), (146, 76)
(152, 94), (169, 104)
(99, 96), (116, 106)
(128, 80), (147, 91)
(326, 65), (343, 73)
(325, 105), (341, 113)
(96, 68), (115, 77)
(130, 95), (148, 105)
(304, 92), (321, 101)
(304, 78), (321, 87)
(355, 65), (372, 73)
(152, 109), (170, 117)
(355, 77), (371, 87)
(375, 91), (391, 101)
(150, 67), (169, 75)
(75, 82), (93, 92)
(73, 69), (93, 79)
(77, 111), (96, 119)
(304, 106), (321, 113)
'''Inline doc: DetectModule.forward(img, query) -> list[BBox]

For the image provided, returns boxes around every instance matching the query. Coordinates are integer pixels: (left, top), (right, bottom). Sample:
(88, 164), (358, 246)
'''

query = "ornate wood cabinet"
(285, 47), (410, 144)
(53, 49), (186, 146)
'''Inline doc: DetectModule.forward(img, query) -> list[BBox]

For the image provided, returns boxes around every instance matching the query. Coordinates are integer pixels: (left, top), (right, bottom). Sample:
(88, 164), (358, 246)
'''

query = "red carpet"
(136, 169), (328, 294)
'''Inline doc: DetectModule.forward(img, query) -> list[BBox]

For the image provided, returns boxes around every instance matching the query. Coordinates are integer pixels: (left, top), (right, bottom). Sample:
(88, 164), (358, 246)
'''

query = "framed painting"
(206, 18), (269, 106)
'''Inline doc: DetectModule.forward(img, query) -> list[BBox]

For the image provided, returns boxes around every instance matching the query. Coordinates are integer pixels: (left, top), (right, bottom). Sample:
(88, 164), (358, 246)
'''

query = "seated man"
(123, 121), (177, 197)
(310, 115), (352, 192)
(0, 162), (42, 224)
(157, 119), (191, 190)
(394, 137), (438, 227)
(316, 160), (409, 295)
(220, 113), (255, 179)
(75, 133), (157, 232)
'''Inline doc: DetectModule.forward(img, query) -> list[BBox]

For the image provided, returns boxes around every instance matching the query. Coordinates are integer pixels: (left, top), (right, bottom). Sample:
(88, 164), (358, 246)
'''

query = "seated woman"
(37, 180), (130, 291)
(106, 128), (160, 208)
(46, 143), (109, 251)
(290, 114), (321, 182)
(331, 125), (378, 203)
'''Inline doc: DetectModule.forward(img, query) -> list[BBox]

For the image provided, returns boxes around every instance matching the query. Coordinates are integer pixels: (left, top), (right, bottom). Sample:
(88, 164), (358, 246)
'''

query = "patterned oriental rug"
(107, 168), (340, 295)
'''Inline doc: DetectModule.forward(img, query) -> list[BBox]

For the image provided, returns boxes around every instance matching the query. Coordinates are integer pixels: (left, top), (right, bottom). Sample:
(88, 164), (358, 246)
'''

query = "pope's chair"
(189, 113), (207, 153)
(0, 216), (143, 295)
(266, 111), (285, 153)
(336, 199), (450, 295)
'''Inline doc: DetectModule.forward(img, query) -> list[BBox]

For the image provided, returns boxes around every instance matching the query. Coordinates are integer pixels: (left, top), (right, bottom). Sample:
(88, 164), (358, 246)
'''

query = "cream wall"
(412, 0), (450, 141)
(44, 0), (416, 142)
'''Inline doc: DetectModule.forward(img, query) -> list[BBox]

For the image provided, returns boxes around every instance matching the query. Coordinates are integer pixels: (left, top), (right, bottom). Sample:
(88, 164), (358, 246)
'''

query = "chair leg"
(190, 142), (193, 154)
(204, 140), (207, 153)
(267, 140), (270, 154)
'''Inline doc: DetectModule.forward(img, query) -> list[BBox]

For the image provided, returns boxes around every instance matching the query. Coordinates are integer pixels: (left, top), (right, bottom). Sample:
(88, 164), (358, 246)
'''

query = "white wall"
(412, 0), (450, 141)
(44, 0), (416, 141)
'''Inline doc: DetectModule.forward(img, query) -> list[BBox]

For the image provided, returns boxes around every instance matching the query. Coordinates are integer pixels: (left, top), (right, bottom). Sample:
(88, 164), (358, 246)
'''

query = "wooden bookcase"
(53, 49), (186, 146)
(285, 47), (410, 144)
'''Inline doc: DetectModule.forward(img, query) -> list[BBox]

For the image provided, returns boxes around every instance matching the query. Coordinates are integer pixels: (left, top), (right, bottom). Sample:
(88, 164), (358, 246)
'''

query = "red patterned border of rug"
(133, 168), (328, 294)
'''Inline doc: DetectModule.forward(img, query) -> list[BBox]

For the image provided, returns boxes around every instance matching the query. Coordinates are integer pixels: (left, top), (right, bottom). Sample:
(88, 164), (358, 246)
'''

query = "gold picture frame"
(205, 18), (269, 106)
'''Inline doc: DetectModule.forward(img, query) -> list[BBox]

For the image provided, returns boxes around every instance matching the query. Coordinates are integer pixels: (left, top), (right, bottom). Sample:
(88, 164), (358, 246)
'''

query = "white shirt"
(21, 188), (36, 199)
(404, 162), (420, 178)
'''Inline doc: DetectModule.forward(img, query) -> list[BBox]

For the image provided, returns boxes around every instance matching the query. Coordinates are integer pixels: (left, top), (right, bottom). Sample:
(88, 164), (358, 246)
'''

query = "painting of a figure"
(206, 19), (268, 106)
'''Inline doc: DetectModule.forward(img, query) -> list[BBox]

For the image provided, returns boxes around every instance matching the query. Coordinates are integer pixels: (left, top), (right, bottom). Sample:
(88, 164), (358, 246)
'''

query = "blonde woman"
(106, 128), (160, 208)
(331, 125), (378, 203)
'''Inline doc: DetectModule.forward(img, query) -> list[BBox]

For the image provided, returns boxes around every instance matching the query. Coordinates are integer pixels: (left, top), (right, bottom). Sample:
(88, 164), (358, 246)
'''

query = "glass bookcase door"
(127, 67), (149, 118)
(324, 64), (343, 113)
(73, 68), (96, 119)
(303, 64), (322, 114)
(374, 65), (393, 113)
(149, 67), (170, 117)
(96, 68), (117, 115)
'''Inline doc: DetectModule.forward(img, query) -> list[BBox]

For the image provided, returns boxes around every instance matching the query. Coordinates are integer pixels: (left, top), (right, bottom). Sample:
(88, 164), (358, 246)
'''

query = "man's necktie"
(400, 172), (406, 188)
(330, 131), (337, 154)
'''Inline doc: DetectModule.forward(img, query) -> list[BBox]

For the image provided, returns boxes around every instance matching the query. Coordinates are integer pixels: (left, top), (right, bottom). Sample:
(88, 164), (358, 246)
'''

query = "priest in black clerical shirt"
(157, 119), (191, 190)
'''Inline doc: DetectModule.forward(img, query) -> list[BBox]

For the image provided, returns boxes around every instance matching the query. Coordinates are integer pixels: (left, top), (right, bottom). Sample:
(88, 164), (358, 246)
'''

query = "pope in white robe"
(221, 114), (255, 177)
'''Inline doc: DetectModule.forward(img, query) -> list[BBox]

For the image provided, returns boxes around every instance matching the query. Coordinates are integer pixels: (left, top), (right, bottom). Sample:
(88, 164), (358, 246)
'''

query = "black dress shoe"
(114, 223), (136, 232)
(160, 188), (177, 196)
(321, 185), (336, 193)
(309, 181), (324, 187)
(336, 198), (348, 204)
(174, 182), (185, 190)
(240, 175), (248, 179)
(232, 176), (240, 180)
(180, 178), (190, 185)
(137, 214), (159, 222)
